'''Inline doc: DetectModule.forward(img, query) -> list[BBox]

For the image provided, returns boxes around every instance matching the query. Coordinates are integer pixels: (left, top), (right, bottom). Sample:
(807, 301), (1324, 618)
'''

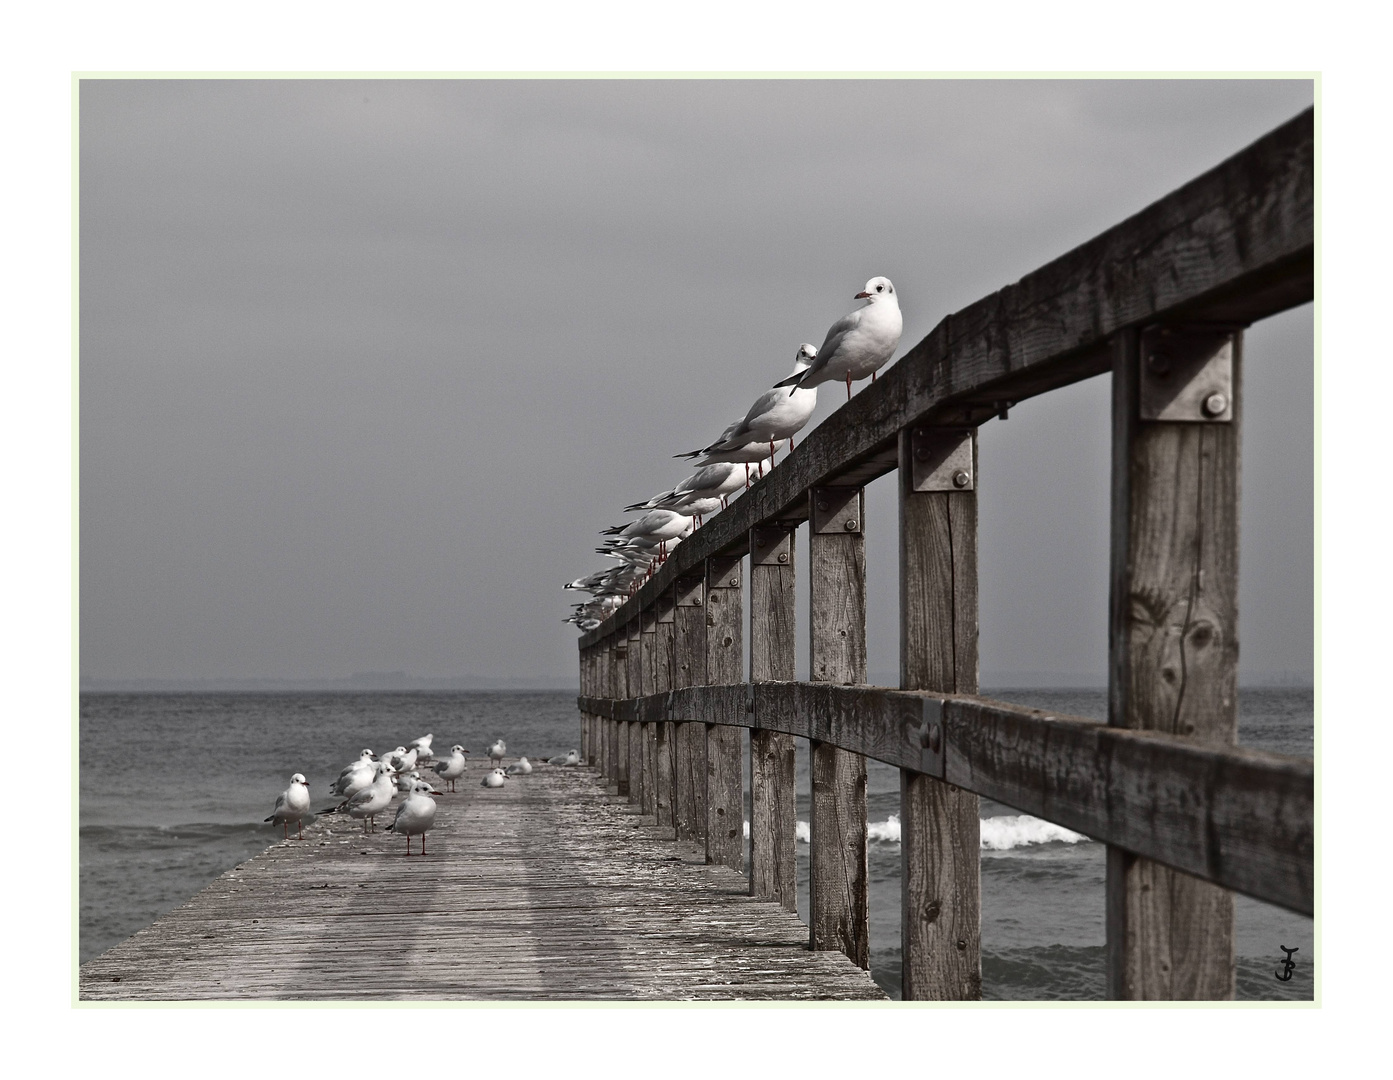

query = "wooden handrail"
(580, 685), (1313, 917)
(579, 106), (1313, 650)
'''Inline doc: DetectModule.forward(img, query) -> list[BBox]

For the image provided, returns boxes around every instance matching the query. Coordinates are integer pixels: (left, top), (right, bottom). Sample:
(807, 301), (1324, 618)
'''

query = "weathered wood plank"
(705, 554), (744, 872)
(808, 487), (869, 968)
(672, 574), (707, 844)
(1106, 326), (1241, 999)
(654, 592), (676, 828)
(580, 107), (1313, 649)
(582, 687), (1313, 916)
(898, 427), (982, 1000)
(749, 525), (798, 911)
(80, 761), (885, 1001)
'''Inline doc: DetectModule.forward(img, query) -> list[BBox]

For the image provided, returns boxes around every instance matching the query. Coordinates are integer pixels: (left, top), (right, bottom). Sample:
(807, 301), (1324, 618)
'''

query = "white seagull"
(265, 773), (311, 839)
(432, 745), (469, 792)
(487, 739), (507, 767)
(505, 756), (533, 776)
(335, 761), (397, 833)
(775, 276), (902, 400)
(712, 344), (819, 460)
(481, 768), (508, 789)
(547, 749), (581, 767)
(384, 780), (439, 856)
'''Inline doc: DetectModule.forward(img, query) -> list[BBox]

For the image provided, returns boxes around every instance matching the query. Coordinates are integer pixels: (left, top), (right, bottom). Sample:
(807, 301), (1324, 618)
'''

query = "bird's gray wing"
(718, 387), (785, 446)
(803, 311), (860, 378)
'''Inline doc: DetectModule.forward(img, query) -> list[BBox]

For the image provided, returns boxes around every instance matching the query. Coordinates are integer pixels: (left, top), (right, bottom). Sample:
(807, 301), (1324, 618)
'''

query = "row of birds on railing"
(262, 733), (582, 855)
(564, 275), (904, 632)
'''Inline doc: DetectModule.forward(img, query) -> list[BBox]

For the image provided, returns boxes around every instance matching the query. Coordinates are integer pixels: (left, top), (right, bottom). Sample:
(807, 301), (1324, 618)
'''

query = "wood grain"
(705, 555), (744, 872)
(1106, 327), (1242, 999)
(672, 574), (707, 844)
(898, 428), (982, 1000)
(808, 488), (869, 968)
(749, 525), (797, 911)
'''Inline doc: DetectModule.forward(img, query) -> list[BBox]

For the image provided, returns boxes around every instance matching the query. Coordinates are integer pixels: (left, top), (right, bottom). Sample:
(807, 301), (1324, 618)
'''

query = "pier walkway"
(79, 763), (884, 1001)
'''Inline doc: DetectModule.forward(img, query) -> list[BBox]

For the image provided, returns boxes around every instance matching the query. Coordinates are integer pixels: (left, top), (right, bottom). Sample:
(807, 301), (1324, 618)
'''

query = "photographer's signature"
(1276, 946), (1298, 982)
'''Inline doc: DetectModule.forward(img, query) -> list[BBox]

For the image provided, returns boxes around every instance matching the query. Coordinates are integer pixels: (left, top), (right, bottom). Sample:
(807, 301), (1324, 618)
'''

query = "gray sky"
(79, 78), (1314, 684)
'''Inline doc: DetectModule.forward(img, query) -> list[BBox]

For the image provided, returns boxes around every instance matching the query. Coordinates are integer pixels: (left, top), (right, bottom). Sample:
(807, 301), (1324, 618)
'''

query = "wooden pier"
(577, 107), (1315, 1001)
(79, 762), (883, 1000)
(80, 109), (1314, 1004)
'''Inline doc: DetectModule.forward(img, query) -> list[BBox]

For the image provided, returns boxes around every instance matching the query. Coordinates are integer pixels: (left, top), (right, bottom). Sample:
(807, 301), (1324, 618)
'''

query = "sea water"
(78, 688), (1314, 1000)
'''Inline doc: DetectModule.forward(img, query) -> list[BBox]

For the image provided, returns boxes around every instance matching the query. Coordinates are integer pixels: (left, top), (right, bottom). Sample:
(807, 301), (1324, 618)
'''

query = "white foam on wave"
(744, 814), (1090, 849)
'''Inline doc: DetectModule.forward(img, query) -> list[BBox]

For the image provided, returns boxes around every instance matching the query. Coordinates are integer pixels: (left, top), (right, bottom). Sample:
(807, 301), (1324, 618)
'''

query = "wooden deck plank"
(80, 763), (885, 1002)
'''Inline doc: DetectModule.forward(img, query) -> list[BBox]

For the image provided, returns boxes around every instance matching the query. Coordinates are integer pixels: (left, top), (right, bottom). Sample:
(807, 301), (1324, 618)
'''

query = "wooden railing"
(575, 108), (1314, 1000)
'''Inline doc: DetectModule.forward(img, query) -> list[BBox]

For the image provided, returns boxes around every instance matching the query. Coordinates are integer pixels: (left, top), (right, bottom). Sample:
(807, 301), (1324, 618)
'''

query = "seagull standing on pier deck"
(332, 761), (397, 832)
(385, 780), (439, 855)
(775, 277), (902, 400)
(265, 773), (311, 839)
(432, 745), (469, 791)
(487, 739), (507, 768)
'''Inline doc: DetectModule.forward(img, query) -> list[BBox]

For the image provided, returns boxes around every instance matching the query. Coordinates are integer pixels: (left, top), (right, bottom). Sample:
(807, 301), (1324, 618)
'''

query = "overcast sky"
(79, 78), (1314, 684)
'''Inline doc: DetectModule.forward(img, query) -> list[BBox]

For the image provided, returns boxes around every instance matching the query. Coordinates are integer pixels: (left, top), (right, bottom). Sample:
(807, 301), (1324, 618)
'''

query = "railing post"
(705, 553), (744, 871)
(625, 617), (641, 804)
(583, 645), (595, 766)
(599, 636), (613, 786)
(672, 572), (707, 844)
(639, 608), (658, 815)
(749, 524), (797, 910)
(807, 486), (869, 968)
(1106, 325), (1241, 1000)
(608, 632), (626, 793)
(654, 589), (676, 828)
(898, 426), (982, 1000)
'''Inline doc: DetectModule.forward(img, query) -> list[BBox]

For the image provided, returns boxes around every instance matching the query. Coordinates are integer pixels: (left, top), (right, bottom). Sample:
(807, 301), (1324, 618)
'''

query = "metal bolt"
(1147, 351), (1171, 376)
(929, 722), (941, 753)
(817, 500), (828, 512)
(729, 577), (738, 586)
(755, 536), (766, 548)
(1203, 392), (1229, 417)
(777, 552), (788, 564)
(952, 470), (970, 489)
(914, 446), (929, 460)
(692, 596), (701, 606)
(844, 519), (858, 531)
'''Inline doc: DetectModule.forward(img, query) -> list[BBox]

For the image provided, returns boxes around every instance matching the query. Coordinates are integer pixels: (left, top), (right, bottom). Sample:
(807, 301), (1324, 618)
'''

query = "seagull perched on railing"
(775, 277), (902, 400)
(708, 343), (819, 461)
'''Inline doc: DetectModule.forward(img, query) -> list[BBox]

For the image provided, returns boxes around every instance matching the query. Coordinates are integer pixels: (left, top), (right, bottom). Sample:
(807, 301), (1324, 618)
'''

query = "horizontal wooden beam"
(578, 684), (1313, 917)
(579, 108), (1312, 649)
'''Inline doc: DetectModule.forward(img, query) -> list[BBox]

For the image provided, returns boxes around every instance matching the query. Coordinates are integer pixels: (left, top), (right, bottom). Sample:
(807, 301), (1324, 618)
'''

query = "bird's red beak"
(855, 291), (871, 299)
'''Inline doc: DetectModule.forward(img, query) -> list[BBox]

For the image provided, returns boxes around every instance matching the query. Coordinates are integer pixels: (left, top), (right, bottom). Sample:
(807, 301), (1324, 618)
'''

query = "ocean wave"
(742, 814), (1090, 850)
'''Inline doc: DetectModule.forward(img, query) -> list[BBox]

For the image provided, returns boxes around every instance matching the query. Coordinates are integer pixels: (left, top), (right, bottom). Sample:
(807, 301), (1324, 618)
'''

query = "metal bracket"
(750, 526), (793, 566)
(706, 554), (742, 589)
(746, 682), (756, 716)
(1139, 325), (1236, 422)
(810, 487), (862, 534)
(919, 697), (945, 777)
(674, 576), (704, 607)
(910, 428), (974, 492)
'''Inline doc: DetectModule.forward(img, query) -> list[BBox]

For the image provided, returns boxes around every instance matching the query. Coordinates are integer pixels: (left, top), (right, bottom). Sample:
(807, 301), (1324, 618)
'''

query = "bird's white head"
(452, 744), (466, 754)
(794, 343), (817, 369)
(855, 276), (896, 303)
(291, 773), (307, 785)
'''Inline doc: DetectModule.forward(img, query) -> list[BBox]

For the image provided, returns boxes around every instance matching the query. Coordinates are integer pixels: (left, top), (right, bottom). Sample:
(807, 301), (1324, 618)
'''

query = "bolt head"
(1147, 351), (1171, 376)
(755, 536), (766, 548)
(952, 470), (970, 488)
(1203, 392), (1229, 417)
(817, 500), (828, 512)
(929, 722), (941, 753)
(844, 519), (858, 531)
(777, 552), (788, 563)
(914, 447), (929, 460)
(692, 596), (702, 606)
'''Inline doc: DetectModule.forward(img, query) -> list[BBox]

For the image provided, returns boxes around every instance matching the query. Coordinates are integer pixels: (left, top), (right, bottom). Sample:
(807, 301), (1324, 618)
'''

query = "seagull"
(432, 745), (469, 792)
(385, 746), (419, 773)
(328, 750), (377, 798)
(505, 756), (533, 776)
(547, 750), (581, 767)
(264, 773), (311, 839)
(711, 344), (819, 460)
(775, 276), (902, 400)
(384, 780), (439, 856)
(481, 768), (508, 789)
(487, 739), (506, 767)
(332, 761), (397, 833)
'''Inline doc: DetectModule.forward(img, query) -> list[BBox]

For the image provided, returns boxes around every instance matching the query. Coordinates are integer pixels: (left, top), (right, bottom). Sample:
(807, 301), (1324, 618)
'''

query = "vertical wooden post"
(749, 525), (798, 910)
(639, 609), (658, 815)
(608, 633), (626, 792)
(807, 486), (869, 968)
(672, 573), (707, 843)
(1106, 325), (1240, 1000)
(898, 426), (982, 1000)
(705, 553), (744, 872)
(602, 635), (617, 787)
(654, 590), (676, 828)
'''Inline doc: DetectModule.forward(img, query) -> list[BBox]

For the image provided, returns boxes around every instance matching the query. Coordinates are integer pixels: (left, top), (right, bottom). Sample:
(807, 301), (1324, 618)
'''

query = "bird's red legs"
(422, 833), (427, 856)
(404, 835), (411, 856)
(872, 371), (876, 382)
(846, 373), (852, 399)
(297, 820), (303, 840)
(788, 436), (795, 451)
(770, 439), (776, 461)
